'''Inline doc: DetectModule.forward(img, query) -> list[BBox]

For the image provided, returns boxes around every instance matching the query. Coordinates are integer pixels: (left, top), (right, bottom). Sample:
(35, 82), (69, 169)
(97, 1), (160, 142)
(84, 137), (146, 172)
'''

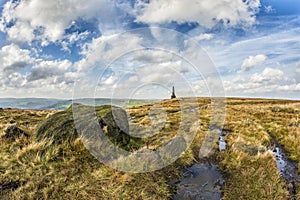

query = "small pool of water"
(209, 126), (232, 152)
(173, 164), (225, 200)
(219, 136), (226, 151)
(271, 138), (299, 198)
(273, 147), (287, 173)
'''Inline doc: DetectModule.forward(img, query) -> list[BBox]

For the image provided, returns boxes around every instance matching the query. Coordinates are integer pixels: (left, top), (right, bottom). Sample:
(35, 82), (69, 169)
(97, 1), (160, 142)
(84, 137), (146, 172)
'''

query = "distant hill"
(0, 98), (157, 110)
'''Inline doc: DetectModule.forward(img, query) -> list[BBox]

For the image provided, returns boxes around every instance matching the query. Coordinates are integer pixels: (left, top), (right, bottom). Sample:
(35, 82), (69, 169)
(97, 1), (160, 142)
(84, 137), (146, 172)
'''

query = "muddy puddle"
(173, 126), (232, 199)
(271, 138), (299, 198)
(219, 135), (226, 151)
(173, 163), (225, 200)
(209, 126), (232, 152)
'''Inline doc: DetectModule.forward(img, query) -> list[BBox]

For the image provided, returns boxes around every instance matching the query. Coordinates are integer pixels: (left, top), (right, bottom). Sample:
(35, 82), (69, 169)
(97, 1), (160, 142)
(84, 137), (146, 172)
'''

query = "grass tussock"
(220, 151), (289, 199)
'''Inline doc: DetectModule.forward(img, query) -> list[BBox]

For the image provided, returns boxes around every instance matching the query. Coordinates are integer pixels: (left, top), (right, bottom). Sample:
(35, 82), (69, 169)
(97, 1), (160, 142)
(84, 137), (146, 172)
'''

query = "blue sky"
(0, 0), (299, 99)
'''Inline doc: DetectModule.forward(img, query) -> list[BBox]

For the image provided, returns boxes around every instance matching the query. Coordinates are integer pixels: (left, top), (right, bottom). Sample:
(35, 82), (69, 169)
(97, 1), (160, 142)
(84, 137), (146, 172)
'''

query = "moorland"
(0, 97), (299, 199)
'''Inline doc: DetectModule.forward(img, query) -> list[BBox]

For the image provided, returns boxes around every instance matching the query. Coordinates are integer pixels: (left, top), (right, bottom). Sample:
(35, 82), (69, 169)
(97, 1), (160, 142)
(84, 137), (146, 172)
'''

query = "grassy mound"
(36, 104), (143, 151)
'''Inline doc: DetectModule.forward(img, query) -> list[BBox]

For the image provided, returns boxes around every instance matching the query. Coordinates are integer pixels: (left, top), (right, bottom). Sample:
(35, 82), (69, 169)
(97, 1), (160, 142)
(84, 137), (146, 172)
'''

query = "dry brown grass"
(1, 98), (299, 199)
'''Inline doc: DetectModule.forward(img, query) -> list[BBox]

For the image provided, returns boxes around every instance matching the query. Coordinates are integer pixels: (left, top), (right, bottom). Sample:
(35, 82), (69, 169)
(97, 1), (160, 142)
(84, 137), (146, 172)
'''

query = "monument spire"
(171, 86), (176, 99)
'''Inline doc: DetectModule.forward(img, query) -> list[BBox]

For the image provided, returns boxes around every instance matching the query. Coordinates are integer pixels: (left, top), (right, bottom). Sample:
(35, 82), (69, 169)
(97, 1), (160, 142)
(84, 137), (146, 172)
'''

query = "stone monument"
(171, 86), (176, 99)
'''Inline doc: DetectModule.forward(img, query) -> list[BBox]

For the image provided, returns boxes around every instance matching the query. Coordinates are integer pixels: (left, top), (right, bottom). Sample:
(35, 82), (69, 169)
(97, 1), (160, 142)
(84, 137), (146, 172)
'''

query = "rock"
(36, 104), (143, 151)
(288, 121), (299, 127)
(272, 106), (281, 112)
(4, 124), (29, 139)
(1, 181), (20, 191)
(159, 135), (187, 161)
(100, 106), (132, 149)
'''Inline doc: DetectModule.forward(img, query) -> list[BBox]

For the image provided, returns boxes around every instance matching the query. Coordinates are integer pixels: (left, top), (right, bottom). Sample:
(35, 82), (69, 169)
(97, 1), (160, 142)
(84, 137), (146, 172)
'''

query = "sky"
(0, 0), (299, 99)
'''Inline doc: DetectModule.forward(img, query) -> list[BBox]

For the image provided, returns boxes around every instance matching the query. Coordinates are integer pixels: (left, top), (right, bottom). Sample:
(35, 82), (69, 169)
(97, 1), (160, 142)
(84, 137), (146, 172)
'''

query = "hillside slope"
(0, 98), (299, 199)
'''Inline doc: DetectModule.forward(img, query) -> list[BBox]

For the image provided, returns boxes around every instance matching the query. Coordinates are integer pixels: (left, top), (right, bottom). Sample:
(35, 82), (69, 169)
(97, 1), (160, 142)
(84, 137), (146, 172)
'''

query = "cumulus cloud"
(0, 44), (33, 76)
(0, 43), (76, 95)
(3, 72), (27, 88)
(0, 0), (115, 44)
(224, 79), (300, 97)
(250, 67), (283, 83)
(77, 33), (143, 71)
(136, 61), (189, 84)
(241, 54), (266, 71)
(135, 0), (261, 28)
(277, 84), (300, 92)
(222, 67), (299, 97)
(27, 60), (72, 82)
(61, 31), (90, 52)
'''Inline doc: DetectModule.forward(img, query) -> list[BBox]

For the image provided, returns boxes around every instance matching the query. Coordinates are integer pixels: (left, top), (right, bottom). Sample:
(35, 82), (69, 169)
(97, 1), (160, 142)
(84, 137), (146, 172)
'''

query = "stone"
(4, 124), (29, 139)
(36, 104), (143, 151)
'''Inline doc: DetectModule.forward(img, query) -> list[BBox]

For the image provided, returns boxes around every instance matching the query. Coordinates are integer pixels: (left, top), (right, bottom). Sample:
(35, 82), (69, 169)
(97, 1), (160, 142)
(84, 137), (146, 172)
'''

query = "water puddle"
(173, 163), (225, 200)
(271, 138), (299, 198)
(273, 146), (287, 173)
(219, 135), (226, 151)
(172, 126), (231, 199)
(209, 126), (232, 152)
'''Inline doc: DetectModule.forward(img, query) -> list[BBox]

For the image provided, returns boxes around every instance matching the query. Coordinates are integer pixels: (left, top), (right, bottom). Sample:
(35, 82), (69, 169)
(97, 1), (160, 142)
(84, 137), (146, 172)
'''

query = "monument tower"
(171, 86), (176, 99)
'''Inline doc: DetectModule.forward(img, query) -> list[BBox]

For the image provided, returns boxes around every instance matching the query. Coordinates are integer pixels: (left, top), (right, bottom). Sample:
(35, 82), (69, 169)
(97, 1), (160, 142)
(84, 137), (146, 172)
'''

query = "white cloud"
(192, 77), (224, 97)
(6, 21), (35, 43)
(250, 67), (283, 83)
(0, 44), (33, 76)
(223, 79), (300, 97)
(221, 66), (300, 98)
(264, 5), (274, 14)
(4, 72), (27, 87)
(103, 75), (118, 85)
(61, 31), (90, 52)
(0, 43), (76, 96)
(77, 33), (143, 71)
(241, 54), (266, 71)
(0, 0), (115, 44)
(136, 61), (189, 84)
(27, 60), (73, 82)
(1, 3), (298, 100)
(132, 50), (174, 64)
(194, 33), (214, 41)
(277, 84), (300, 92)
(135, 0), (260, 28)
(208, 22), (300, 74)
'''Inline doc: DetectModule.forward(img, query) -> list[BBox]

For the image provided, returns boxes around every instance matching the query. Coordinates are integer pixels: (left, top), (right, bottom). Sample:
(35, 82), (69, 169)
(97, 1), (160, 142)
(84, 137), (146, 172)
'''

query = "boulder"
(4, 124), (29, 139)
(36, 104), (143, 151)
